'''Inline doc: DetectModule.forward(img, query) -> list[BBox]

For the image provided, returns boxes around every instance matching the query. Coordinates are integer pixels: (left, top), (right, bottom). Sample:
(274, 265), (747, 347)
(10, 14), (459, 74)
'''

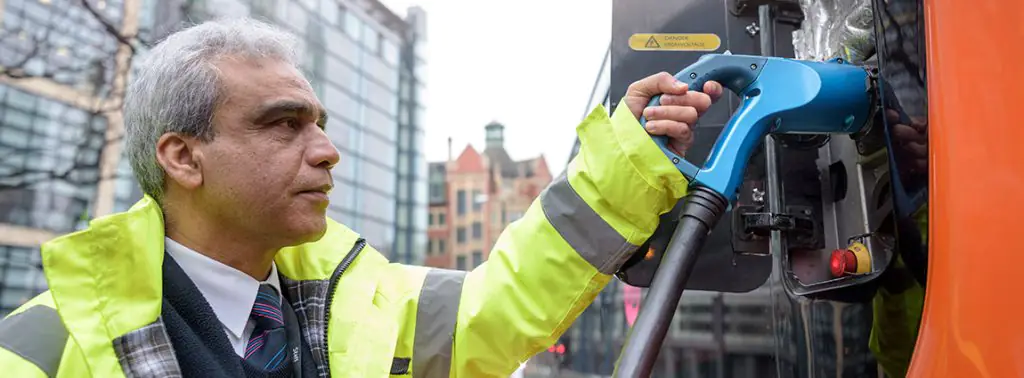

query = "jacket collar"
(40, 195), (369, 377)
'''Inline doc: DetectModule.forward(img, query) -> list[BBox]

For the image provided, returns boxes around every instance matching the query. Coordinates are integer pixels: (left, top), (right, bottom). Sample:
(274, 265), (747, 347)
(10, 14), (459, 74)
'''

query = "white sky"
(378, 0), (613, 172)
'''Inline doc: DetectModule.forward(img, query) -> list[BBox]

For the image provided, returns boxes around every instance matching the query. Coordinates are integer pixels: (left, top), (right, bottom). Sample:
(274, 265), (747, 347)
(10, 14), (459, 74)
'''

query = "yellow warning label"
(629, 33), (721, 52)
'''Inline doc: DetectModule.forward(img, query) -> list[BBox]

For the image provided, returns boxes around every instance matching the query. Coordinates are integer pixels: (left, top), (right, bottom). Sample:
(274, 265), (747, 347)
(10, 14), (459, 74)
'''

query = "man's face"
(191, 56), (339, 246)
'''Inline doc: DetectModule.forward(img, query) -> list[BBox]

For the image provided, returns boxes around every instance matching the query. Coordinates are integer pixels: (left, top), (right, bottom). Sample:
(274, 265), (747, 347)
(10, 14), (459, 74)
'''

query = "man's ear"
(156, 133), (203, 190)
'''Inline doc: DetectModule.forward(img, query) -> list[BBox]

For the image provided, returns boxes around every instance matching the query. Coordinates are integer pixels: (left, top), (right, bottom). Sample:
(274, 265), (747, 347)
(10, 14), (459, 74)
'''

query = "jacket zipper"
(321, 238), (366, 377)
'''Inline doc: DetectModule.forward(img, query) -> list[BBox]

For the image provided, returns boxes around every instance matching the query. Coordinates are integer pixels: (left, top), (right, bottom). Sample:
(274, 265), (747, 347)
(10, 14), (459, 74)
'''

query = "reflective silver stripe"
(540, 173), (640, 274)
(413, 269), (466, 378)
(0, 305), (68, 377)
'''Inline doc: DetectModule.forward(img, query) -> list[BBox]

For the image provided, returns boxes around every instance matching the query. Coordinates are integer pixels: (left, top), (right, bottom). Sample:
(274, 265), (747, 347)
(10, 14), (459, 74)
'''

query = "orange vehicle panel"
(911, 0), (1024, 376)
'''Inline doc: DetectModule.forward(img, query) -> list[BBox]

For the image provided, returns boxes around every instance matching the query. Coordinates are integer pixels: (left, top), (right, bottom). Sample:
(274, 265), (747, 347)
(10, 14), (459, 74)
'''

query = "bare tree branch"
(0, 97), (122, 192)
(80, 0), (138, 55)
(0, 0), (155, 231)
(0, 26), (51, 79)
(1, 0), (147, 82)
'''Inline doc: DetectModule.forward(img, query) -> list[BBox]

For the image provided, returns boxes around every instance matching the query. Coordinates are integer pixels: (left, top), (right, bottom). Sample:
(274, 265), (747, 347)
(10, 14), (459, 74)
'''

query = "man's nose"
(307, 126), (341, 169)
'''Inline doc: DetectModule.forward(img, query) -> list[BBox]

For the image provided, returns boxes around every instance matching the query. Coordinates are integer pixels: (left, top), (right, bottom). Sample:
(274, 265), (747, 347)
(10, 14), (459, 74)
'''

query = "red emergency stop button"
(830, 249), (857, 277)
(830, 241), (871, 277)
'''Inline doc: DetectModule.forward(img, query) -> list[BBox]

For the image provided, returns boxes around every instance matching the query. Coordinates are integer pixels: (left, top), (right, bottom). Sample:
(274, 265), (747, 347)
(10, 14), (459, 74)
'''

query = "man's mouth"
(298, 184), (332, 202)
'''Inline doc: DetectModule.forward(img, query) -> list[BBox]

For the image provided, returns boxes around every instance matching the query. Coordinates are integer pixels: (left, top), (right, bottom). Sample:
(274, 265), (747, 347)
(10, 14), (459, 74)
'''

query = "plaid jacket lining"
(111, 279), (333, 378)
(112, 317), (182, 378)
(280, 278), (333, 378)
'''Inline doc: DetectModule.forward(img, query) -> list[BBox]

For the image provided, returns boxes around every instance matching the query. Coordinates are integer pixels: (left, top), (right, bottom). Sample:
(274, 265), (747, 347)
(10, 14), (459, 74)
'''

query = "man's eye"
(276, 118), (301, 129)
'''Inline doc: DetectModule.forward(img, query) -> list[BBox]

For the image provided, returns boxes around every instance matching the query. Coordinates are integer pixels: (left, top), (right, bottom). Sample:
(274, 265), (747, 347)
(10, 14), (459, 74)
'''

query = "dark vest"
(161, 254), (319, 378)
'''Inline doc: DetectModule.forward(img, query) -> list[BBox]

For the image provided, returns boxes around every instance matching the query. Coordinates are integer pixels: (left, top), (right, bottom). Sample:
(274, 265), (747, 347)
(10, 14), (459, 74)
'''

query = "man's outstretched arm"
(448, 75), (723, 376)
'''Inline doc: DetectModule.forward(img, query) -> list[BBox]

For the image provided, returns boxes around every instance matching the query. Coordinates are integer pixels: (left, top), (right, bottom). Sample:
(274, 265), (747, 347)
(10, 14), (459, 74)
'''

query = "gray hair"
(123, 17), (301, 202)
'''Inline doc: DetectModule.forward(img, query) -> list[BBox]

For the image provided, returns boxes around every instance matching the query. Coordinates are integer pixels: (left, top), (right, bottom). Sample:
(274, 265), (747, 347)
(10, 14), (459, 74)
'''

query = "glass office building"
(0, 0), (128, 315)
(0, 0), (427, 315)
(391, 7), (429, 265)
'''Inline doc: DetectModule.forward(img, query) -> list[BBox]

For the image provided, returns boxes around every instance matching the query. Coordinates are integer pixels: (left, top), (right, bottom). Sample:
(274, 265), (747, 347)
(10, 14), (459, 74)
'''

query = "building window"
(343, 8), (361, 40)
(439, 239), (446, 253)
(113, 150), (144, 212)
(472, 222), (482, 240)
(376, 32), (385, 57)
(251, 0), (277, 20)
(472, 189), (482, 211)
(439, 213), (446, 225)
(0, 1), (121, 89)
(486, 127), (503, 141)
(457, 255), (466, 271)
(472, 251), (483, 268)
(457, 190), (466, 215)
(457, 227), (466, 243)
(0, 86), (105, 233)
(428, 212), (434, 226)
(429, 182), (442, 201)
(382, 38), (400, 66)
(0, 245), (47, 316)
(336, 4), (346, 25)
(363, 24), (379, 52)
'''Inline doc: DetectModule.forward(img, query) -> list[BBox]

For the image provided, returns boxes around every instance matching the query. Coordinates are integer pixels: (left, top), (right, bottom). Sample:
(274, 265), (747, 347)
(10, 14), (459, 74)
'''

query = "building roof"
(452, 144), (485, 173)
(483, 146), (521, 178)
(362, 0), (410, 35)
(443, 121), (552, 185)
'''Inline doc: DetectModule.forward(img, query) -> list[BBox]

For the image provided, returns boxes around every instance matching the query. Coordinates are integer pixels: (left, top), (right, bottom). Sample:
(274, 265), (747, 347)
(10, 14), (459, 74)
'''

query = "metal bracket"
(732, 204), (821, 255)
(746, 22), (761, 37)
(742, 211), (814, 235)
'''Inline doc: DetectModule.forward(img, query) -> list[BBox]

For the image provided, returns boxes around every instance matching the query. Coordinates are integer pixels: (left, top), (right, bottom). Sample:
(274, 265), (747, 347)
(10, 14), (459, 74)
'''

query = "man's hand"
(623, 72), (724, 156)
(886, 109), (928, 173)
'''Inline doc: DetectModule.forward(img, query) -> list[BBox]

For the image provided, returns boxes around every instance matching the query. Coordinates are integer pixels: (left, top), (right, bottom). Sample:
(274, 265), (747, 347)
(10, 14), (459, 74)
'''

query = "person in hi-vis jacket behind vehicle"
(0, 17), (723, 378)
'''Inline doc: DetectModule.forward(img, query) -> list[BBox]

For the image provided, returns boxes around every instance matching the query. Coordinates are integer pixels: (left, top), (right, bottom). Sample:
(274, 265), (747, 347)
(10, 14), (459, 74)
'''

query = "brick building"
(425, 121), (551, 270)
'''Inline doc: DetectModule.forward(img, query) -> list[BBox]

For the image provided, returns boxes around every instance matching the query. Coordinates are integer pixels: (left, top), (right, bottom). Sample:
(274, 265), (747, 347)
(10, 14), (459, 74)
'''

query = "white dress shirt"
(164, 237), (283, 357)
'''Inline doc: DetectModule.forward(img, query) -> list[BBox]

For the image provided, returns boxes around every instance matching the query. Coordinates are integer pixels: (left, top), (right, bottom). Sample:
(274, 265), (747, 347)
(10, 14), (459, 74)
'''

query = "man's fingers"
(624, 75), (723, 121)
(668, 139), (693, 157)
(627, 75), (718, 157)
(908, 118), (928, 133)
(659, 92), (713, 115)
(892, 123), (927, 143)
(644, 119), (693, 141)
(628, 72), (688, 98)
(656, 74), (689, 96)
(644, 105), (699, 126)
(886, 109), (901, 123)
(904, 141), (927, 157)
(703, 81), (724, 102)
(625, 72), (684, 119)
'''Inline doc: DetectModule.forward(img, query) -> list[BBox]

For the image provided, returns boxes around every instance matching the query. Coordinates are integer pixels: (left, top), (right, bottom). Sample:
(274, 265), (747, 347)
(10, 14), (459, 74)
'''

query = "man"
(0, 18), (723, 377)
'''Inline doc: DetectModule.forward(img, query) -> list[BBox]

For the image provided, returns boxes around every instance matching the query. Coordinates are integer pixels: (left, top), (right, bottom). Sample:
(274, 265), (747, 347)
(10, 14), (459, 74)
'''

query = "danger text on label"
(629, 33), (721, 52)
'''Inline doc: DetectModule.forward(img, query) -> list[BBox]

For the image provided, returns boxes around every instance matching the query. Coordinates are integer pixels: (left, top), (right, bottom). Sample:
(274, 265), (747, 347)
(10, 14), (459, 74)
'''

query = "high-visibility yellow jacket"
(869, 205), (928, 378)
(0, 104), (689, 377)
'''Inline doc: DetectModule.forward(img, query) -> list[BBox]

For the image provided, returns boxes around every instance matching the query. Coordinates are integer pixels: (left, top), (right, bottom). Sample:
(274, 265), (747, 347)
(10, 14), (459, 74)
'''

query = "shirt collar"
(164, 237), (283, 339)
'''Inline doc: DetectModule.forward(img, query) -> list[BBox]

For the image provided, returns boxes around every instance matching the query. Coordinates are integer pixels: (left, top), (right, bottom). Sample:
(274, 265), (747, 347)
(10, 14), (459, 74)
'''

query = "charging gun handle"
(639, 54), (767, 183)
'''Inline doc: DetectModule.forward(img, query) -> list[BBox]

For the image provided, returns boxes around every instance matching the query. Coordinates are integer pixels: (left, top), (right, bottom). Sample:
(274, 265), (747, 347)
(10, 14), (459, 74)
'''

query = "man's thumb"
(625, 72), (688, 119)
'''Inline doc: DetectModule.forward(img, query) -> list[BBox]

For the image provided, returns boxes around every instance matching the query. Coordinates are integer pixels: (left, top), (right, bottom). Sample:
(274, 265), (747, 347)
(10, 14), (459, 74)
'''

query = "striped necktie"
(243, 284), (292, 373)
